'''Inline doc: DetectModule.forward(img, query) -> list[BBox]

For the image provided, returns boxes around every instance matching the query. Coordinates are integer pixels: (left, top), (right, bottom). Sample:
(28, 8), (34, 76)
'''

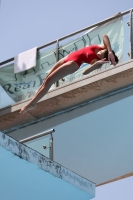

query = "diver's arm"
(102, 34), (116, 65)
(83, 59), (109, 75)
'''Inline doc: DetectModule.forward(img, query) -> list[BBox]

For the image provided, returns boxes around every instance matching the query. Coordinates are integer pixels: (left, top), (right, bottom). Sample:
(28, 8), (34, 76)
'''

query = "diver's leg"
(20, 61), (79, 113)
(34, 58), (65, 97)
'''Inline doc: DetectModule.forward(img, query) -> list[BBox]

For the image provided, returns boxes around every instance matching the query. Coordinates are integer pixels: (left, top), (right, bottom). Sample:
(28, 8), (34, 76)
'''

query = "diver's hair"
(104, 50), (119, 64)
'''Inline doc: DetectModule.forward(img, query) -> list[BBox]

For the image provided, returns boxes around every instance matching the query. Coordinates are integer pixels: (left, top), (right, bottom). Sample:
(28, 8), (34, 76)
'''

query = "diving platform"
(1, 59), (133, 187)
(0, 59), (133, 133)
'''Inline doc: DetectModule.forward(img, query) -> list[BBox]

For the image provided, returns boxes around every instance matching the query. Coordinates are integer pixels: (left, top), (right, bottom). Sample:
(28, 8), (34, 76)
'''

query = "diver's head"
(104, 49), (119, 64)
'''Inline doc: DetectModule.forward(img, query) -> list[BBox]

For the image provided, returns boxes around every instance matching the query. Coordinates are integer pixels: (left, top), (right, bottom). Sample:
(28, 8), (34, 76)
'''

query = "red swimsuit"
(64, 45), (104, 67)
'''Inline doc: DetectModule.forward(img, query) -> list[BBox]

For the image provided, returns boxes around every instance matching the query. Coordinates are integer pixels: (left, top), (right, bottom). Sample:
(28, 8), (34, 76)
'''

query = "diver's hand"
(108, 52), (116, 65)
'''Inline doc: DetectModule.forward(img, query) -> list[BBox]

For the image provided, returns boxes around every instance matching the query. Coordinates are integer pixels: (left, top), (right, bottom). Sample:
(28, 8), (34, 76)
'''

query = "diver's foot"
(19, 104), (36, 114)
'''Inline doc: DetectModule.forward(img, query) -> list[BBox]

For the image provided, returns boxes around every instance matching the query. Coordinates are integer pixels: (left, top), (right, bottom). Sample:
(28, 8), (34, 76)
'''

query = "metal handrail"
(19, 128), (55, 143)
(0, 9), (132, 66)
(130, 9), (133, 59)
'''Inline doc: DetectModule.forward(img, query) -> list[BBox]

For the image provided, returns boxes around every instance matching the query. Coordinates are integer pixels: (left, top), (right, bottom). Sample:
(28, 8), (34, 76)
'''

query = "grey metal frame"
(130, 9), (133, 59)
(55, 40), (59, 87)
(19, 128), (55, 160)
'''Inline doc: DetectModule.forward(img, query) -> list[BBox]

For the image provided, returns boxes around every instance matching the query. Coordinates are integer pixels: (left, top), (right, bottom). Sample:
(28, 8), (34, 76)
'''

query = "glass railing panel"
(0, 45), (57, 108)
(122, 14), (131, 61)
(0, 13), (131, 109)
(24, 135), (50, 158)
(0, 86), (14, 108)
(58, 14), (131, 87)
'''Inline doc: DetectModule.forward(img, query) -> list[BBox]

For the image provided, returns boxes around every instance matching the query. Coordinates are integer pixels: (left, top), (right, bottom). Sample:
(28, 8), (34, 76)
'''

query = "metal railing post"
(55, 39), (59, 87)
(130, 9), (133, 59)
(50, 133), (53, 160)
